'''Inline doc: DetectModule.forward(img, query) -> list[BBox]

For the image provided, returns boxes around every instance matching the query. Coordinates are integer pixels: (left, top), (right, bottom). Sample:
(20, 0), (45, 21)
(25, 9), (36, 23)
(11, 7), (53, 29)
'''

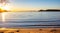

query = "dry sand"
(0, 28), (60, 33)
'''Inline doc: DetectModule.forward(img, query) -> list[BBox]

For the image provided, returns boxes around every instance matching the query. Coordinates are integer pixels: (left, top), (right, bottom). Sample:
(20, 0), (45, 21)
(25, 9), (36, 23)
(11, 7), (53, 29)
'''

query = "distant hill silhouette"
(39, 9), (60, 12)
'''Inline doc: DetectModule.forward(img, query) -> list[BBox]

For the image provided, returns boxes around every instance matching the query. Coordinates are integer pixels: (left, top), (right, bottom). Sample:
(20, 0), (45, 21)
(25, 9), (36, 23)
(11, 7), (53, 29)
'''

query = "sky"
(9, 0), (60, 11)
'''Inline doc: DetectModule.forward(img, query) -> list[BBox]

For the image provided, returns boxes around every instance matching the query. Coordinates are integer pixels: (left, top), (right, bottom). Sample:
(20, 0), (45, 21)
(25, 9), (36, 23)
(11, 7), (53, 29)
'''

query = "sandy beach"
(0, 28), (60, 33)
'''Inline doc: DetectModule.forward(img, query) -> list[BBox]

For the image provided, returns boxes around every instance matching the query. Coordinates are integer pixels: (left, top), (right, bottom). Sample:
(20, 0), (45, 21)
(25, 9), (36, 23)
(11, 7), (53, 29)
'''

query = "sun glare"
(0, 3), (11, 22)
(0, 4), (11, 11)
(2, 6), (10, 10)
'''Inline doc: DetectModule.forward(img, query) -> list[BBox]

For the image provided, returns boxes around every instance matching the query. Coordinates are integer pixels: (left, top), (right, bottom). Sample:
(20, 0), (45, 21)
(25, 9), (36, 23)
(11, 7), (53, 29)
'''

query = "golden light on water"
(2, 13), (6, 22)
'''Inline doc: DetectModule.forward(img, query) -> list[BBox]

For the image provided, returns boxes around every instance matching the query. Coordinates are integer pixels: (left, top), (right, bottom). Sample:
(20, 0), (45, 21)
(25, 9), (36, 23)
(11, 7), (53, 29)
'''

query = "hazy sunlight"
(0, 4), (11, 11)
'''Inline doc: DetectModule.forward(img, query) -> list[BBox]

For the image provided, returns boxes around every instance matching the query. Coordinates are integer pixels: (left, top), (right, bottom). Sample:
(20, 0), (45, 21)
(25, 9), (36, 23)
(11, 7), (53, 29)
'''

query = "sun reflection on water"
(2, 12), (6, 22)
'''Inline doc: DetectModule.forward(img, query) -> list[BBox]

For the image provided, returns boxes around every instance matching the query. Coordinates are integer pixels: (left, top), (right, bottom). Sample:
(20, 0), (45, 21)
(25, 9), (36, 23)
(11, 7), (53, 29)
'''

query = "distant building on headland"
(0, 8), (7, 13)
(39, 9), (60, 12)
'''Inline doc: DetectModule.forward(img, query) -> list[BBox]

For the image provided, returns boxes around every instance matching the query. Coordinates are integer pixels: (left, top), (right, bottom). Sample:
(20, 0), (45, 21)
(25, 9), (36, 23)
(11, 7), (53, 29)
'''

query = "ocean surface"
(0, 12), (60, 28)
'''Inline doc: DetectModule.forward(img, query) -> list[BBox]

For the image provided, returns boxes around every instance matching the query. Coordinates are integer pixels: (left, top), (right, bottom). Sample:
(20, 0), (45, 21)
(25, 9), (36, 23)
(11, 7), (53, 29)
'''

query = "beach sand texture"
(0, 28), (60, 33)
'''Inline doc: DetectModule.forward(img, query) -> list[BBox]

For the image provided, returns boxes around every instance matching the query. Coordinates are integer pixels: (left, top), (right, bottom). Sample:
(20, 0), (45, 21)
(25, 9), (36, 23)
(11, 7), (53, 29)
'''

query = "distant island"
(39, 9), (60, 12)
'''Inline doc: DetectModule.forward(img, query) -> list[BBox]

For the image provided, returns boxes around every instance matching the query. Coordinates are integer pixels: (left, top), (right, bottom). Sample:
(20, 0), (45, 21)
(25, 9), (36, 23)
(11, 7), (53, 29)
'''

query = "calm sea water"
(0, 12), (60, 28)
